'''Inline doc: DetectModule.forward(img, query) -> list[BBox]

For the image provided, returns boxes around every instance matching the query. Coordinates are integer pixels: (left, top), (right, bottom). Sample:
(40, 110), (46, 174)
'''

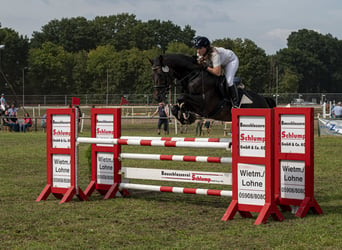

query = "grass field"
(1, 121), (342, 249)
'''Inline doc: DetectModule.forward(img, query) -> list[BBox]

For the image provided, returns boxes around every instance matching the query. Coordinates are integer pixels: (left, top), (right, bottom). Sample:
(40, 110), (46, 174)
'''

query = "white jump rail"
(121, 136), (232, 143)
(119, 183), (232, 197)
(77, 137), (231, 150)
(120, 153), (232, 163)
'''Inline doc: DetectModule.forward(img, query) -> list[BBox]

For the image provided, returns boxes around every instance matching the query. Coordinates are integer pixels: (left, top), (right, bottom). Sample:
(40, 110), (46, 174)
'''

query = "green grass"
(1, 124), (342, 249)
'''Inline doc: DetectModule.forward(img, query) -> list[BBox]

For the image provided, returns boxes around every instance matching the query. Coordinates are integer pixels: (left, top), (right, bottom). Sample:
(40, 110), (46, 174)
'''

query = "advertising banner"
(318, 118), (342, 136)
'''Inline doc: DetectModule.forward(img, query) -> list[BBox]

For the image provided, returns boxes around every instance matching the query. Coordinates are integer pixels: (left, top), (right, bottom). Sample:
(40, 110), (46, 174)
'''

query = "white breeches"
(223, 55), (239, 87)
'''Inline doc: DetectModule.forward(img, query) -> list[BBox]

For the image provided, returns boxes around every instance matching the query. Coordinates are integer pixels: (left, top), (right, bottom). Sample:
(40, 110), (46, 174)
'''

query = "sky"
(1, 0), (342, 55)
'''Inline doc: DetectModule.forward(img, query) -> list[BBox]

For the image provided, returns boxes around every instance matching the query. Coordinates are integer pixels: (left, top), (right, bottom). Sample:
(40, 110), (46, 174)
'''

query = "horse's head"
(150, 54), (200, 102)
(149, 55), (174, 102)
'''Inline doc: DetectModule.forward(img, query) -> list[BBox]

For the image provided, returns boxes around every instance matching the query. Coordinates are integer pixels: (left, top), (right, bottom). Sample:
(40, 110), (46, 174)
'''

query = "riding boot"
(228, 85), (240, 108)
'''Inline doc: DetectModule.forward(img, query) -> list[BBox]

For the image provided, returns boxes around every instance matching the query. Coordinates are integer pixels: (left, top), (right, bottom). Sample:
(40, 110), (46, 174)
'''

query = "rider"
(193, 36), (240, 108)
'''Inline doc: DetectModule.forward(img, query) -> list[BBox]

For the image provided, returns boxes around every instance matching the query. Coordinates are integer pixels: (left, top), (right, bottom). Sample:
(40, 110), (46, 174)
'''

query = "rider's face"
(197, 47), (207, 56)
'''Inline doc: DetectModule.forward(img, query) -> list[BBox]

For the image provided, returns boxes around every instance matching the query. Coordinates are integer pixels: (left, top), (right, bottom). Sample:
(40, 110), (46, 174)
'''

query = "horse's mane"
(163, 54), (199, 72)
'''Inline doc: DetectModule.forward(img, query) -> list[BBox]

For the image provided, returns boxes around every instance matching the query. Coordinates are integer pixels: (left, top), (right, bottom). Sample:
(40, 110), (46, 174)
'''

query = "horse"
(150, 54), (275, 125)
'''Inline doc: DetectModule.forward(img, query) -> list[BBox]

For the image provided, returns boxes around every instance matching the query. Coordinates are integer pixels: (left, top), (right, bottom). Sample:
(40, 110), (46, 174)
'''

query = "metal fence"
(3, 93), (342, 106)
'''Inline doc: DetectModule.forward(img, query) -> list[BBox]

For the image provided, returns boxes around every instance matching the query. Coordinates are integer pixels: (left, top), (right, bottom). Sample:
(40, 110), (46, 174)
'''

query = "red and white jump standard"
(36, 108), (88, 204)
(273, 107), (322, 217)
(221, 108), (284, 225)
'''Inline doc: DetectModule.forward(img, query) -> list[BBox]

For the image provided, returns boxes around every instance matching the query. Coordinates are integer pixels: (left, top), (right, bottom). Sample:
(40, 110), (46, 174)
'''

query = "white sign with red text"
(239, 116), (266, 157)
(280, 115), (305, 153)
(122, 168), (232, 185)
(237, 163), (265, 205)
(52, 154), (71, 188)
(52, 115), (71, 148)
(280, 160), (305, 200)
(96, 114), (114, 146)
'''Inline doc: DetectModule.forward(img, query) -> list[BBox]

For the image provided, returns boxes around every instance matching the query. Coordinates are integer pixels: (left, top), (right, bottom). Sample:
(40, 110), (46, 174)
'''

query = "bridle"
(152, 64), (202, 92)
(152, 65), (174, 92)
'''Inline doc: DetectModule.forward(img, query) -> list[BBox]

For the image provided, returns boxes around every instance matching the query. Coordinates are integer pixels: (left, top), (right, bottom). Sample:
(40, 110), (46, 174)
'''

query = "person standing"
(151, 102), (170, 135)
(7, 103), (18, 117)
(0, 93), (7, 113)
(193, 36), (240, 108)
(7, 103), (18, 124)
(332, 102), (342, 118)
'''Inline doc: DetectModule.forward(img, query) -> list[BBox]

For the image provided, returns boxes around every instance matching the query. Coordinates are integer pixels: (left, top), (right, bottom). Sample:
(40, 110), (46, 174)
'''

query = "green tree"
(31, 17), (96, 52)
(279, 68), (300, 93)
(0, 27), (29, 99)
(86, 45), (162, 100)
(282, 29), (342, 92)
(31, 14), (196, 54)
(28, 42), (74, 94)
(166, 42), (194, 55)
(72, 50), (91, 94)
(93, 14), (140, 50)
(86, 45), (116, 94)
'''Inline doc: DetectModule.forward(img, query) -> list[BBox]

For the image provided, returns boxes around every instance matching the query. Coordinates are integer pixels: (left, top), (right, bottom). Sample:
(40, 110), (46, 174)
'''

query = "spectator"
(8, 103), (18, 122)
(3, 110), (19, 132)
(41, 114), (47, 131)
(151, 102), (170, 135)
(75, 105), (82, 130)
(20, 112), (32, 132)
(332, 102), (342, 118)
(0, 93), (7, 113)
(203, 119), (212, 136)
(2, 110), (10, 131)
(195, 118), (204, 136)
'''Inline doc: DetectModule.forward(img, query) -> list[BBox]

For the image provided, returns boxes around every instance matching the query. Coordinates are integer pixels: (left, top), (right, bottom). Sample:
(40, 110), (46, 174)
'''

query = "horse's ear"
(148, 58), (153, 65)
(158, 55), (169, 72)
(159, 55), (164, 65)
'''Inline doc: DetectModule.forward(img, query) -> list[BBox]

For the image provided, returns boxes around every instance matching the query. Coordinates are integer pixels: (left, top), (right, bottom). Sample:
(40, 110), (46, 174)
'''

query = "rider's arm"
(207, 66), (221, 76)
(206, 49), (221, 76)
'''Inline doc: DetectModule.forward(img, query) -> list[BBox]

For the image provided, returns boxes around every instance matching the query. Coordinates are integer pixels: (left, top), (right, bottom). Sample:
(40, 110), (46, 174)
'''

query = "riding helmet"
(192, 36), (210, 48)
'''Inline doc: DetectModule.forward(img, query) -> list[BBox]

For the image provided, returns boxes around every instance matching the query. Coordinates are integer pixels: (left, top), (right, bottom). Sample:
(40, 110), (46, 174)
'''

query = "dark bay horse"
(150, 54), (275, 124)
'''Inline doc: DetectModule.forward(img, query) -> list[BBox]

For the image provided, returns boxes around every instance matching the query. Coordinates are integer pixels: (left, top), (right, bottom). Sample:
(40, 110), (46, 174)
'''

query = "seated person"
(3, 110), (19, 132)
(20, 112), (32, 132)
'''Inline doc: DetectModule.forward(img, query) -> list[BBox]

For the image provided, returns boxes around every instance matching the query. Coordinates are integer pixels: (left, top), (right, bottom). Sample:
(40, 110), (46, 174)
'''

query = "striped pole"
(120, 153), (232, 164)
(121, 136), (232, 143)
(77, 137), (231, 149)
(119, 183), (232, 197)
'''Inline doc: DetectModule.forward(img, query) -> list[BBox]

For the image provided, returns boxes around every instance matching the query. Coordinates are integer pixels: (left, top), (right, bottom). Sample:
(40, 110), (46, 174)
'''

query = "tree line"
(1, 13), (342, 104)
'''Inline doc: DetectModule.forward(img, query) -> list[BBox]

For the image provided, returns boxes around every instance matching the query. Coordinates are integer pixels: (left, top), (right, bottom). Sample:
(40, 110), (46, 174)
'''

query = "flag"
(120, 96), (129, 105)
(72, 97), (80, 106)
